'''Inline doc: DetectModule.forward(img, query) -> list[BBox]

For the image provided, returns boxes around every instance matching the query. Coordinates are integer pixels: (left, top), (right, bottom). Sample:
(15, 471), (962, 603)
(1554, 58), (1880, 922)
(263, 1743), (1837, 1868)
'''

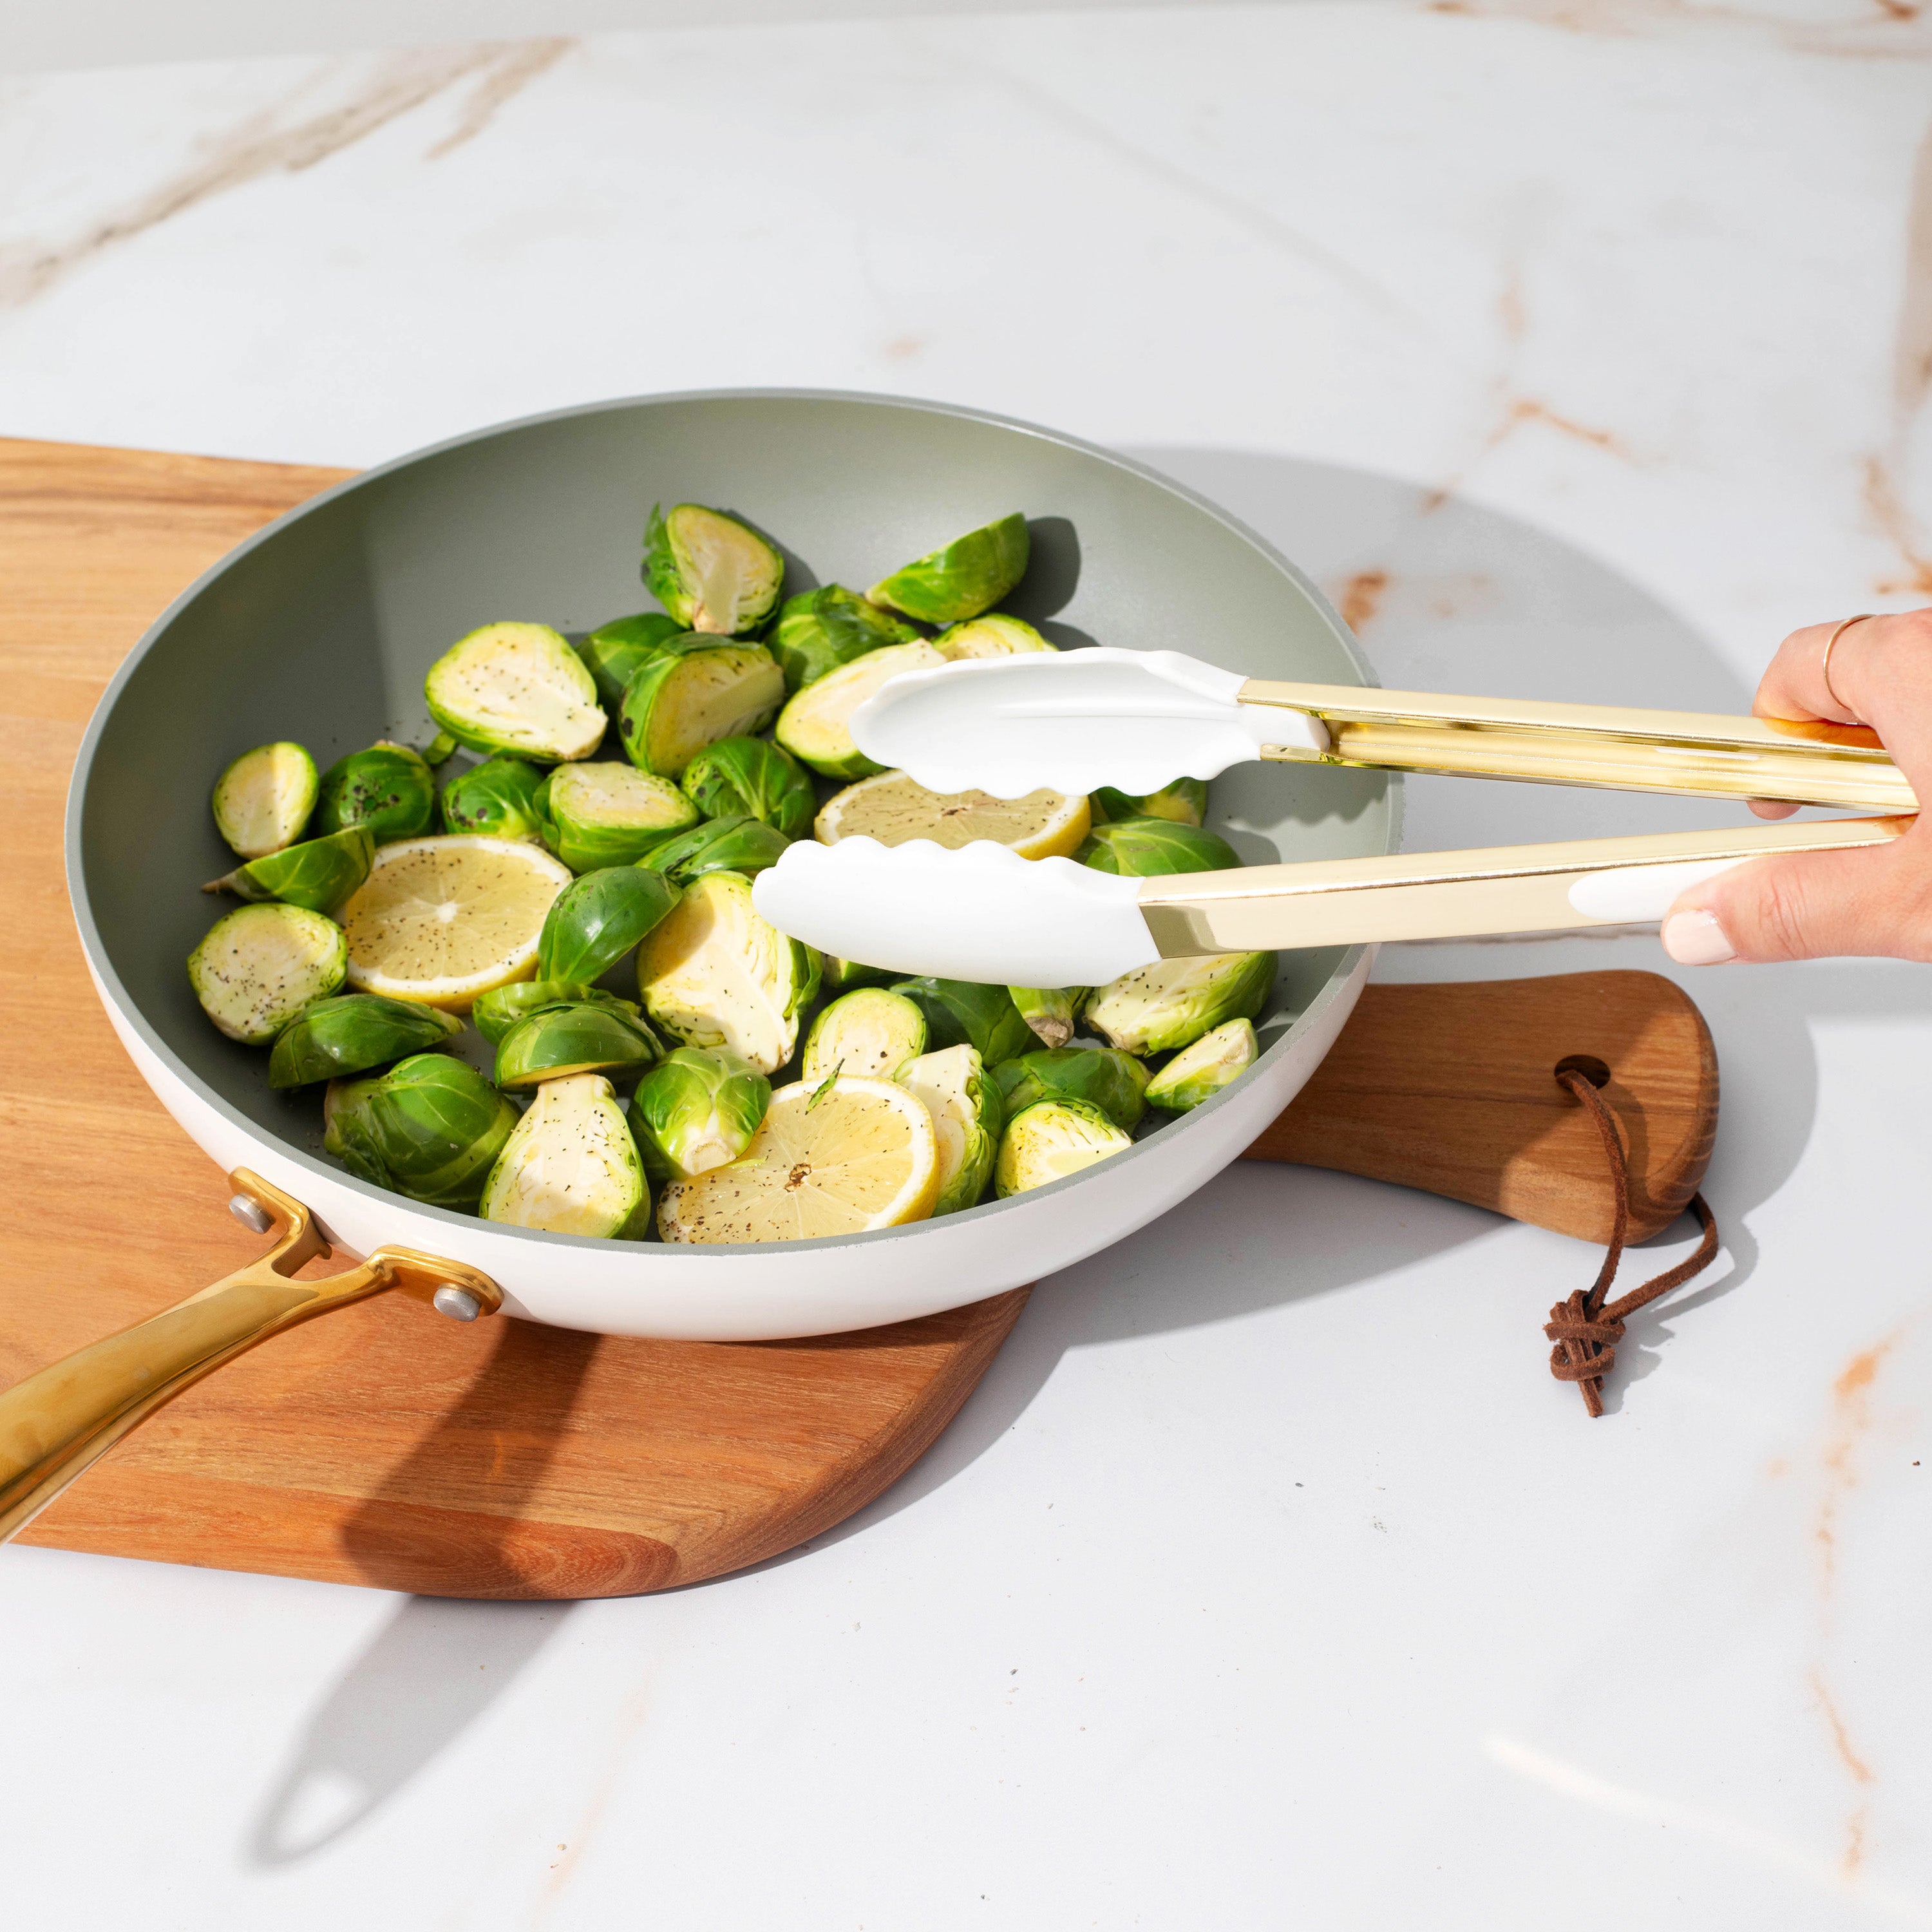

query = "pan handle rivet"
(432, 1286), (483, 1322)
(228, 1195), (273, 1235)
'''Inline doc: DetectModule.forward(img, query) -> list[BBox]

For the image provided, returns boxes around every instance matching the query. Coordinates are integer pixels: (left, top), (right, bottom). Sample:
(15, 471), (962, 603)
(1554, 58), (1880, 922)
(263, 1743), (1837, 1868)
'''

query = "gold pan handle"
(0, 1169), (501, 1546)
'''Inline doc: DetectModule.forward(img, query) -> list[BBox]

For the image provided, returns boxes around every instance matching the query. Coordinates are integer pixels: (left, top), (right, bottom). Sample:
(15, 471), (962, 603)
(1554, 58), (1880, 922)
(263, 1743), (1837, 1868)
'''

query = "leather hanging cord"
(1544, 1066), (1720, 1417)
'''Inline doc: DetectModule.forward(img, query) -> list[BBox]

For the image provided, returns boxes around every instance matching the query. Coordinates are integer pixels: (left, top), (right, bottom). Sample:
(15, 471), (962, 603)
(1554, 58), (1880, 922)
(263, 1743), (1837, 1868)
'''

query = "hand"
(1661, 609), (1932, 964)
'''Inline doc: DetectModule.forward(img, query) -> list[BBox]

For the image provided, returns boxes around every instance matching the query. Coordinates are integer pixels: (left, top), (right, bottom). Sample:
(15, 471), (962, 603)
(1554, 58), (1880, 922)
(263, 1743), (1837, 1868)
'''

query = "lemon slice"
(814, 770), (1090, 860)
(658, 1075), (940, 1244)
(339, 835), (573, 1009)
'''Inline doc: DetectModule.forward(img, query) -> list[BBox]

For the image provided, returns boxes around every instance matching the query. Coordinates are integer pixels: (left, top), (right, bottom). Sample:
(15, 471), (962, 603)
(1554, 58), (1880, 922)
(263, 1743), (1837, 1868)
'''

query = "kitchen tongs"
(748, 649), (1918, 986)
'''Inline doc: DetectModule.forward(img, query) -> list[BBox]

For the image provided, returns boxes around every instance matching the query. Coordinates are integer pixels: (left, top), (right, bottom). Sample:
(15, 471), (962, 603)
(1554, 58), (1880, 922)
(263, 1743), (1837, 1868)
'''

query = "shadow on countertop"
(243, 443), (1916, 1862)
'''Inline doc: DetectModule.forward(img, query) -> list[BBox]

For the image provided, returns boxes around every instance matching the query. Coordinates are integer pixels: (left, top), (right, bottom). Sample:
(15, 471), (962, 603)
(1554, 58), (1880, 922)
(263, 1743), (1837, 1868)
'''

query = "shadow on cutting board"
(246, 1322), (598, 1864)
(244, 443), (1882, 1858)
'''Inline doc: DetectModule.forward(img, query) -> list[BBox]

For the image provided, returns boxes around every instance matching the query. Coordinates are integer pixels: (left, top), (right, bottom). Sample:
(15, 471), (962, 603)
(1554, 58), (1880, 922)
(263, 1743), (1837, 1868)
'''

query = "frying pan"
(0, 392), (1399, 1535)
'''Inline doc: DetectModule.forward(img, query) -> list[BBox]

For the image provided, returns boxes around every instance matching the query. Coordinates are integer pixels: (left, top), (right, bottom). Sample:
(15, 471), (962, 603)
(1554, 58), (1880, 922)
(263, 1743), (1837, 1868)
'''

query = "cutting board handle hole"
(1553, 1053), (1613, 1090)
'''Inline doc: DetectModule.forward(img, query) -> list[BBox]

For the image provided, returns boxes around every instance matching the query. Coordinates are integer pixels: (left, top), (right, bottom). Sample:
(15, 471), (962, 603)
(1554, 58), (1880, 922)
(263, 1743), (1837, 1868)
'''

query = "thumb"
(1660, 838), (1924, 964)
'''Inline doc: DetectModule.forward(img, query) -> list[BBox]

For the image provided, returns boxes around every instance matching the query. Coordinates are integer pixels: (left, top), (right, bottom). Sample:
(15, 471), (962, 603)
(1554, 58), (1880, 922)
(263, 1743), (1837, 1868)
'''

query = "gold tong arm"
(0, 1170), (501, 1546)
(1238, 679), (1915, 813)
(1137, 815), (1909, 954)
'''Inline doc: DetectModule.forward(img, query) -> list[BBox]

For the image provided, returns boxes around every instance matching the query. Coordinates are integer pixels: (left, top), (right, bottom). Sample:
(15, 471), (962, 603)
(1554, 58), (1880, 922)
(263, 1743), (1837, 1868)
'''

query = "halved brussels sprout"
(471, 980), (643, 1046)
(422, 732), (459, 766)
(1077, 817), (1240, 877)
(770, 584), (921, 692)
(644, 503), (786, 636)
(991, 1046), (1149, 1133)
(204, 826), (374, 914)
(637, 871), (820, 1075)
(867, 513), (1030, 625)
(211, 743), (317, 859)
(494, 1000), (663, 1090)
(439, 754), (551, 841)
(898, 1043), (1003, 1216)
(540, 761), (699, 870)
(641, 814), (790, 887)
(536, 865), (677, 985)
(680, 735), (816, 838)
(933, 614), (1054, 661)
(326, 1054), (520, 1209)
(626, 1046), (772, 1183)
(315, 742), (436, 844)
(618, 643), (785, 779)
(425, 621), (607, 762)
(1089, 777), (1209, 828)
(994, 1098), (1132, 1197)
(773, 639), (947, 781)
(268, 992), (462, 1089)
(1084, 952), (1274, 1057)
(1145, 1018), (1258, 1112)
(889, 978), (1036, 1069)
(189, 902), (347, 1045)
(1008, 986), (1084, 1050)
(801, 988), (929, 1083)
(574, 611), (686, 708)
(480, 1072), (650, 1236)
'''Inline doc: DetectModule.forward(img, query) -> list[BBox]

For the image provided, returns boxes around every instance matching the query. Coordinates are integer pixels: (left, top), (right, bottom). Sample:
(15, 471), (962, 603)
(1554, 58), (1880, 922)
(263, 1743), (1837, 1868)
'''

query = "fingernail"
(1662, 909), (1736, 965)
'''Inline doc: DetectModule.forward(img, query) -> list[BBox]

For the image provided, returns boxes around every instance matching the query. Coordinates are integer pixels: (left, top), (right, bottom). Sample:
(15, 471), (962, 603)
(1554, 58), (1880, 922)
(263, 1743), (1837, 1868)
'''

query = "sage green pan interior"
(68, 390), (1399, 1259)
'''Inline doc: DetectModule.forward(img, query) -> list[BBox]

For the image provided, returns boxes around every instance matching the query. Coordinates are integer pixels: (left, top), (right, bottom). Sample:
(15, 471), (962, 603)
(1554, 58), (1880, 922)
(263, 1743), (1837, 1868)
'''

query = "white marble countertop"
(6, 5), (1932, 1926)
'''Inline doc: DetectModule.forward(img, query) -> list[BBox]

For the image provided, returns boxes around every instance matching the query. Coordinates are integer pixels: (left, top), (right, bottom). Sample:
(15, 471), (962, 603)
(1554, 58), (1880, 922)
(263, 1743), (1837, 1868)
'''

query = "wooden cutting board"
(0, 438), (1717, 1599)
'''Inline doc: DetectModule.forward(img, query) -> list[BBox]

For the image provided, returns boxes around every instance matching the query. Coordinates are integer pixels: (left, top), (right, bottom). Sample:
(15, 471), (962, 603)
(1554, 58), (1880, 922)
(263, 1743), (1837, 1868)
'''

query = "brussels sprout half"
(425, 621), (607, 762)
(494, 1001), (663, 1090)
(801, 988), (929, 1084)
(994, 1099), (1133, 1198)
(268, 992), (463, 1089)
(867, 513), (1030, 625)
(480, 1072), (650, 1238)
(1077, 817), (1240, 877)
(204, 826), (374, 914)
(889, 978), (1035, 1070)
(627, 1046), (772, 1184)
(440, 754), (551, 840)
(898, 1043), (1003, 1217)
(1145, 1018), (1258, 1113)
(619, 643), (785, 780)
(680, 735), (817, 838)
(324, 1054), (520, 1210)
(315, 743), (437, 844)
(933, 614), (1055, 661)
(211, 742), (318, 860)
(642, 814), (790, 887)
(821, 955), (895, 993)
(574, 611), (686, 708)
(991, 1047), (1149, 1133)
(189, 902), (348, 1045)
(1084, 952), (1274, 1057)
(536, 865), (677, 985)
(771, 584), (921, 692)
(773, 639), (947, 781)
(638, 871), (820, 1075)
(643, 503), (785, 636)
(1088, 777), (1209, 828)
(541, 761), (698, 871)
(1008, 986), (1084, 1051)
(471, 980), (643, 1046)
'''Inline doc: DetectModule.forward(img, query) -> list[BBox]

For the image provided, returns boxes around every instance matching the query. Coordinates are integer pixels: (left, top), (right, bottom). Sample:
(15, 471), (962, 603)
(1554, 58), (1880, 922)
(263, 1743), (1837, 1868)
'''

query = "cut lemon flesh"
(339, 835), (573, 1009)
(814, 770), (1090, 859)
(658, 1075), (940, 1244)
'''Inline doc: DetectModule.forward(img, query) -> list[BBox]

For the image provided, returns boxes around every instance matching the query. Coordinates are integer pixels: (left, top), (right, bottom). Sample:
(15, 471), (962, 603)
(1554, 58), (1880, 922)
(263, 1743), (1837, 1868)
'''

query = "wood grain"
(0, 437), (1717, 1600)
(1244, 972), (1718, 1245)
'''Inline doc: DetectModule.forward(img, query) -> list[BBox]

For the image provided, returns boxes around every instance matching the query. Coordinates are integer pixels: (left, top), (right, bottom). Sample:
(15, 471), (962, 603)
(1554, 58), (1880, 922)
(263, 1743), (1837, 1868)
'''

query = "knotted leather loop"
(1546, 1065), (1719, 1417)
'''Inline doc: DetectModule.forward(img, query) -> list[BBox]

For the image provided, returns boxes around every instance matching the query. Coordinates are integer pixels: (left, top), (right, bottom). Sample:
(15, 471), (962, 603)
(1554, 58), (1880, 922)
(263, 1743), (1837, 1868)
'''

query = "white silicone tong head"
(849, 647), (1915, 813)
(752, 819), (1909, 986)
